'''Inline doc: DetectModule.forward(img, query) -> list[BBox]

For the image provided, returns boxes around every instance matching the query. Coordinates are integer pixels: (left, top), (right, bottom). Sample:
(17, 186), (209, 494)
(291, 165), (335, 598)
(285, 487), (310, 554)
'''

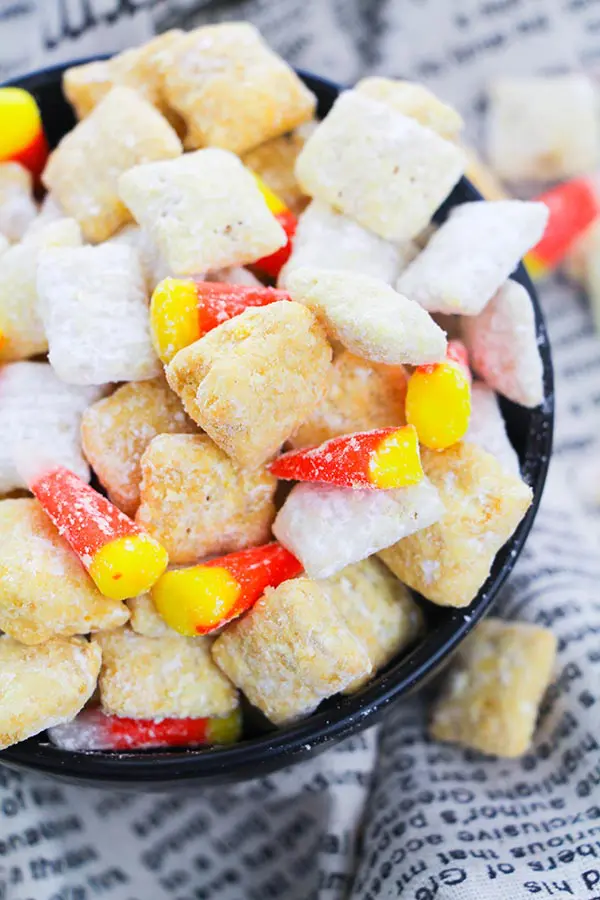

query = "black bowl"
(0, 62), (554, 789)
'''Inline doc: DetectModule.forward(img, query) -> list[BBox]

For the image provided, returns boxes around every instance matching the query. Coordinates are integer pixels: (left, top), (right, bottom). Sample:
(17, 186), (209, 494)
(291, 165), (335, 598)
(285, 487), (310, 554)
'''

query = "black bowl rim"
(0, 63), (554, 786)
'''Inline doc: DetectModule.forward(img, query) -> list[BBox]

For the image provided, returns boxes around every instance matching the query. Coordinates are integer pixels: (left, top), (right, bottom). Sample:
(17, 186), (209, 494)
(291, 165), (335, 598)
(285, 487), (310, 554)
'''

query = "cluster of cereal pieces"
(0, 24), (556, 759)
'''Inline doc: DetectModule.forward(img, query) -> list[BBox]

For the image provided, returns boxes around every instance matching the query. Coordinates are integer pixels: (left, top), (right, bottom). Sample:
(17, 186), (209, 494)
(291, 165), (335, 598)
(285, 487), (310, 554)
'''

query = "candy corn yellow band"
(524, 252), (547, 281)
(406, 363), (471, 451)
(368, 426), (423, 489)
(0, 88), (42, 159)
(150, 277), (200, 364)
(88, 533), (169, 601)
(206, 708), (243, 745)
(252, 173), (287, 216)
(152, 565), (240, 636)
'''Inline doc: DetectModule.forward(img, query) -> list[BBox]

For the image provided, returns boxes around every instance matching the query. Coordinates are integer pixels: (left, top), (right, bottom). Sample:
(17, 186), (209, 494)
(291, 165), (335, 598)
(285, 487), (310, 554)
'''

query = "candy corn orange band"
(526, 177), (600, 278)
(251, 173), (297, 279)
(0, 88), (49, 180)
(31, 466), (168, 600)
(406, 345), (472, 451)
(150, 278), (290, 363)
(152, 542), (302, 635)
(270, 426), (423, 490)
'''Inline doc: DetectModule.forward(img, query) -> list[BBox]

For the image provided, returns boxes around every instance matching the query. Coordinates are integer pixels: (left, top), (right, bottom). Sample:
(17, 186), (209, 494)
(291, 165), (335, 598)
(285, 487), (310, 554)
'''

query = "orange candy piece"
(406, 341), (472, 451)
(30, 466), (168, 600)
(270, 426), (423, 490)
(0, 87), (49, 180)
(251, 174), (297, 279)
(152, 542), (302, 635)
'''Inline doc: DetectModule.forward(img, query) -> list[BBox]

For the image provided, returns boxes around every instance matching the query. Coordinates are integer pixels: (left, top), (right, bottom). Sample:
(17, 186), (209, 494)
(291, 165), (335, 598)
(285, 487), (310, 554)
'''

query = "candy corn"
(152, 542), (302, 635)
(252, 174), (297, 278)
(0, 88), (49, 180)
(270, 426), (423, 489)
(526, 176), (600, 279)
(48, 706), (242, 751)
(150, 277), (290, 363)
(30, 466), (168, 601)
(406, 341), (472, 450)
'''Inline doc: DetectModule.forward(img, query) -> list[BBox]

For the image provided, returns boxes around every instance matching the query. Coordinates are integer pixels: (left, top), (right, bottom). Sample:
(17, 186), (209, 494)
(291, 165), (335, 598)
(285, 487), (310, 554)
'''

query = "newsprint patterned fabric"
(1, 2), (600, 898)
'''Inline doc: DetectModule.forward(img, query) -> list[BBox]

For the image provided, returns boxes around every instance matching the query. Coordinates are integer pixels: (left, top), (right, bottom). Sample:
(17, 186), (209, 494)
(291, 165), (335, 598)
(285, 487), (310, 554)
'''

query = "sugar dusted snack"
(397, 200), (548, 316)
(430, 618), (557, 757)
(0, 636), (101, 751)
(119, 149), (287, 276)
(273, 477), (445, 579)
(81, 378), (198, 516)
(295, 90), (466, 243)
(166, 301), (332, 468)
(38, 243), (161, 384)
(43, 86), (182, 242)
(94, 627), (238, 719)
(127, 592), (172, 638)
(0, 499), (129, 645)
(156, 23), (316, 153)
(466, 383), (519, 475)
(136, 434), (277, 563)
(287, 267), (446, 366)
(0, 162), (37, 242)
(462, 279), (544, 408)
(379, 443), (533, 607)
(355, 77), (463, 141)
(212, 578), (371, 725)
(242, 123), (316, 216)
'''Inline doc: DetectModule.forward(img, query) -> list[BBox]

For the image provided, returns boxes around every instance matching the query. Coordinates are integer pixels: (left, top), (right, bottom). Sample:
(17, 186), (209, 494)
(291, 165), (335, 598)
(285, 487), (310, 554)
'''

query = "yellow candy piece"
(0, 88), (41, 159)
(368, 425), (423, 488)
(253, 172), (287, 216)
(406, 362), (471, 451)
(88, 533), (169, 601)
(524, 251), (548, 281)
(206, 708), (243, 745)
(150, 277), (199, 364)
(152, 565), (240, 636)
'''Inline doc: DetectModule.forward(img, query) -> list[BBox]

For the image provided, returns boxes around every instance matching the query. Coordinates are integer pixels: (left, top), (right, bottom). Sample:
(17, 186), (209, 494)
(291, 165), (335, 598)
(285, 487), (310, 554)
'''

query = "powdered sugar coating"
(295, 90), (465, 243)
(273, 477), (444, 579)
(462, 279), (544, 408)
(379, 443), (533, 608)
(119, 149), (287, 276)
(286, 267), (446, 366)
(43, 86), (182, 243)
(38, 242), (161, 385)
(107, 224), (172, 292)
(430, 618), (557, 757)
(0, 499), (129, 645)
(212, 578), (371, 725)
(242, 122), (316, 216)
(127, 592), (173, 638)
(397, 200), (548, 316)
(0, 361), (102, 493)
(356, 77), (463, 140)
(94, 627), (237, 719)
(0, 635), (101, 750)
(466, 383), (520, 475)
(136, 433), (277, 564)
(0, 162), (37, 242)
(279, 200), (408, 287)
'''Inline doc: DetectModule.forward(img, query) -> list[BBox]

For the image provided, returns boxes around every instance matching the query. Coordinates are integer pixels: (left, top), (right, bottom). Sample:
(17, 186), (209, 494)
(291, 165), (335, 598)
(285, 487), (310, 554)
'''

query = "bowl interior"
(0, 64), (554, 788)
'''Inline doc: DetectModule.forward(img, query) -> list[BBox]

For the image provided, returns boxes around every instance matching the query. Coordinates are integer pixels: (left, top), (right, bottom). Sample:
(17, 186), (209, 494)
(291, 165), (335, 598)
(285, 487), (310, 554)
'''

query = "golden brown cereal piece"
(378, 443), (533, 608)
(94, 627), (237, 719)
(42, 86), (182, 243)
(127, 593), (172, 638)
(0, 499), (129, 645)
(323, 557), (423, 692)
(289, 350), (407, 449)
(166, 301), (333, 468)
(136, 433), (277, 564)
(158, 22), (316, 153)
(63, 30), (183, 120)
(0, 162), (37, 242)
(356, 77), (463, 141)
(81, 378), (198, 516)
(430, 618), (557, 757)
(212, 578), (371, 725)
(0, 635), (101, 750)
(242, 122), (317, 215)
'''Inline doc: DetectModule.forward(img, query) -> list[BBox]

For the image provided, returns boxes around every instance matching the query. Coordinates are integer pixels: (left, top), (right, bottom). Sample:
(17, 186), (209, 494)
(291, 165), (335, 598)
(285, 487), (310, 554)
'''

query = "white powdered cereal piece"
(127, 592), (172, 638)
(107, 223), (171, 291)
(356, 77), (464, 140)
(295, 90), (465, 243)
(488, 74), (600, 182)
(23, 193), (67, 239)
(0, 234), (8, 257)
(119, 149), (287, 276)
(0, 218), (82, 362)
(279, 200), (405, 287)
(206, 266), (262, 287)
(0, 361), (103, 493)
(273, 477), (444, 579)
(0, 162), (37, 242)
(38, 243), (161, 385)
(286, 266), (446, 365)
(0, 635), (101, 750)
(462, 279), (544, 407)
(397, 201), (548, 315)
(466, 383), (520, 475)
